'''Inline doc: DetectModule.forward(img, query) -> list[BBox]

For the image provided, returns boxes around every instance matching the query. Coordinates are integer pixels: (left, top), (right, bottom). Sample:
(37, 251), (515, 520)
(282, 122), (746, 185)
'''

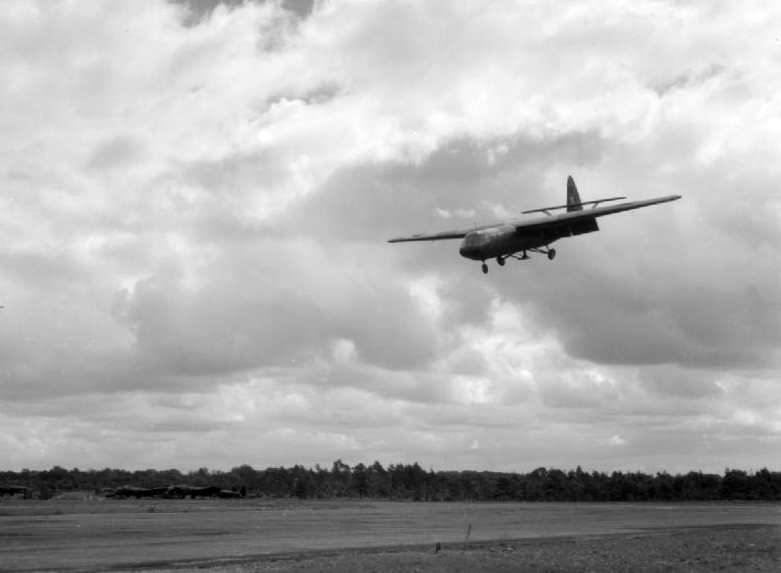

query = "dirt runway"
(0, 498), (778, 572)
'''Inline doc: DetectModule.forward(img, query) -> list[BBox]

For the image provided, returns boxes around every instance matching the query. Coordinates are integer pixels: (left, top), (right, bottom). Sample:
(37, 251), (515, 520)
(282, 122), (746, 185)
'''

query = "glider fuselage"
(458, 224), (554, 260)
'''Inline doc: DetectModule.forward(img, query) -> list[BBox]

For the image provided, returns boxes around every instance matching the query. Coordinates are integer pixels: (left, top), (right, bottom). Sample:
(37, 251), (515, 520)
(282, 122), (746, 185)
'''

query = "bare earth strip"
(143, 526), (781, 573)
(1, 498), (779, 572)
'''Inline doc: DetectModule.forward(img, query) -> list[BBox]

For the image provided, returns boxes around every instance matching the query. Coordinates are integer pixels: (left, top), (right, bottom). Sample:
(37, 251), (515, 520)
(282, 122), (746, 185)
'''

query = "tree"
(351, 463), (369, 498)
(722, 469), (751, 500)
(368, 461), (390, 498)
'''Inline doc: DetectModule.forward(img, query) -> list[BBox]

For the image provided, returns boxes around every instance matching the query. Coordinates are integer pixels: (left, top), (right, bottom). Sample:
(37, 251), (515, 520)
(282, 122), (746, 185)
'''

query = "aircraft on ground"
(0, 485), (31, 498)
(105, 485), (243, 499)
(109, 486), (170, 499)
(389, 176), (681, 274)
(217, 488), (243, 499)
(166, 484), (222, 499)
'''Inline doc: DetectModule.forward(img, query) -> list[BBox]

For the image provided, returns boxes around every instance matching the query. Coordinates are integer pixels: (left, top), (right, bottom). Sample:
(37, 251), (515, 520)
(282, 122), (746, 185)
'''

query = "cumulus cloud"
(0, 0), (778, 473)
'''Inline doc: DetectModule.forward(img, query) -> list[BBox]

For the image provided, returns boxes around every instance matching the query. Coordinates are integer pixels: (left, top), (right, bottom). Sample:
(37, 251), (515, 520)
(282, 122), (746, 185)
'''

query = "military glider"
(389, 176), (681, 274)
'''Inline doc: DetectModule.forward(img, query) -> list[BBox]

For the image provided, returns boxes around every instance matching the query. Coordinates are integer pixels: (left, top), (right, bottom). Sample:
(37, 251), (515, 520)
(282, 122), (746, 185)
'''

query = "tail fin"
(566, 175), (582, 212)
(565, 175), (600, 235)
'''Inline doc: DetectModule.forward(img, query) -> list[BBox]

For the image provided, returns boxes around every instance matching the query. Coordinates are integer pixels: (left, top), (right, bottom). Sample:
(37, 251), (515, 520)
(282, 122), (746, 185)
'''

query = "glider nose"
(459, 243), (480, 260)
(459, 233), (483, 260)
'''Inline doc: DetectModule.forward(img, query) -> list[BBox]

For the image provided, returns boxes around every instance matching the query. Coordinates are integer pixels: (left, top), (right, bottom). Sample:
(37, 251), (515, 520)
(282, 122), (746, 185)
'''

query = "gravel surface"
(139, 525), (780, 573)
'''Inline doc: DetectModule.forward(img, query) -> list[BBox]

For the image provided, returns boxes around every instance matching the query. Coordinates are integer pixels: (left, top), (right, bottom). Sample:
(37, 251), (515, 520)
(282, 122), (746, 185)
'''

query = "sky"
(0, 0), (779, 475)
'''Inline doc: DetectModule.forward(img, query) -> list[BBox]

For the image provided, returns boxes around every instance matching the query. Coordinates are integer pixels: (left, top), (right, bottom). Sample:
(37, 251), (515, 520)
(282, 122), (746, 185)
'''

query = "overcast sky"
(1, 0), (779, 475)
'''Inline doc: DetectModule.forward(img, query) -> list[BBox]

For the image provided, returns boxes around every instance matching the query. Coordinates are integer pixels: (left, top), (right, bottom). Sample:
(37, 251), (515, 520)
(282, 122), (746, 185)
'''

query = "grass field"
(1, 496), (779, 572)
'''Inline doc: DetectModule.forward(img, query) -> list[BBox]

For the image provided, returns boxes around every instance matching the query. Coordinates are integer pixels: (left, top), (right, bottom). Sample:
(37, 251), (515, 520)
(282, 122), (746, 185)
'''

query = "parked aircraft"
(105, 485), (241, 500)
(109, 486), (169, 499)
(389, 176), (681, 274)
(166, 485), (221, 499)
(0, 485), (30, 498)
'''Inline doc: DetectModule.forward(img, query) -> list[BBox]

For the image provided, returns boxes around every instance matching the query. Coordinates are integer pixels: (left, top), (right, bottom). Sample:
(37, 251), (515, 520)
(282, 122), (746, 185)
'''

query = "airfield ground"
(0, 497), (778, 572)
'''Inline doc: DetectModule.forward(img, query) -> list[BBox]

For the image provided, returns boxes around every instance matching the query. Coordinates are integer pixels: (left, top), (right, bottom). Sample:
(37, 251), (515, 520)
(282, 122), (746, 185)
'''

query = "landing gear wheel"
(481, 262), (489, 274)
(548, 249), (556, 261)
(497, 257), (505, 266)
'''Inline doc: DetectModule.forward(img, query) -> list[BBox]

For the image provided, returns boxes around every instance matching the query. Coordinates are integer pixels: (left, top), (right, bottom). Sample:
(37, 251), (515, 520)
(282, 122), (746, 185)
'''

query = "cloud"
(0, 0), (778, 474)
(173, 0), (316, 26)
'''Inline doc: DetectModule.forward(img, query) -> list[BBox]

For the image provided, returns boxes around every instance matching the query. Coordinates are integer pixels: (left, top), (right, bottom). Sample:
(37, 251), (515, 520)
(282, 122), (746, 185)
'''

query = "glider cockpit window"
(463, 233), (487, 247)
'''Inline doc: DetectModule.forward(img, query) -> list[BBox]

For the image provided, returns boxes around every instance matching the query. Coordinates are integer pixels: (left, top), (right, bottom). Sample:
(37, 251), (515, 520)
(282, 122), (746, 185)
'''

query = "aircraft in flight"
(389, 176), (681, 274)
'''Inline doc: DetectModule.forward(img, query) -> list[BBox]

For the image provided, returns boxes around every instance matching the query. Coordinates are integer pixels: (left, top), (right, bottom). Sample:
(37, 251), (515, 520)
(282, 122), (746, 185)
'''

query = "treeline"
(2, 462), (780, 502)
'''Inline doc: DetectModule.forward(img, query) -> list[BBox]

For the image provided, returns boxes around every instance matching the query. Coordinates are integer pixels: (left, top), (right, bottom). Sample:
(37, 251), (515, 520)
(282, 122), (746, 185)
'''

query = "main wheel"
(548, 249), (556, 260)
(497, 257), (505, 266)
(481, 262), (489, 274)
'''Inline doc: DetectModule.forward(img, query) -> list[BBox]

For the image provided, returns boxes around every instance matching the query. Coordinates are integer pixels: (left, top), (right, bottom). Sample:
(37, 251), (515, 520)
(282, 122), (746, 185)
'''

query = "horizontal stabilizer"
(522, 196), (627, 215)
(514, 194), (681, 234)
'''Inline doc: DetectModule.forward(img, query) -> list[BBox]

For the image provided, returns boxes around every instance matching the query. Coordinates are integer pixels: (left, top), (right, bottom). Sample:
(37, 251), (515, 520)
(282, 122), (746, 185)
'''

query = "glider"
(389, 176), (681, 274)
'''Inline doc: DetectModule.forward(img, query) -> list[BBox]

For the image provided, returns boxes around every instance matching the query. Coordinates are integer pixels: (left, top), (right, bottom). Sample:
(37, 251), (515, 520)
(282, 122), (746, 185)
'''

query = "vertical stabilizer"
(565, 175), (599, 234)
(567, 175), (582, 211)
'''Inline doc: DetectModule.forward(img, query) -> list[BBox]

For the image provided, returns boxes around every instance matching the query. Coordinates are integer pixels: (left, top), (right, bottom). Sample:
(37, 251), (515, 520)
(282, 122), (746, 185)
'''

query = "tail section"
(566, 175), (599, 235)
(566, 175), (582, 212)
